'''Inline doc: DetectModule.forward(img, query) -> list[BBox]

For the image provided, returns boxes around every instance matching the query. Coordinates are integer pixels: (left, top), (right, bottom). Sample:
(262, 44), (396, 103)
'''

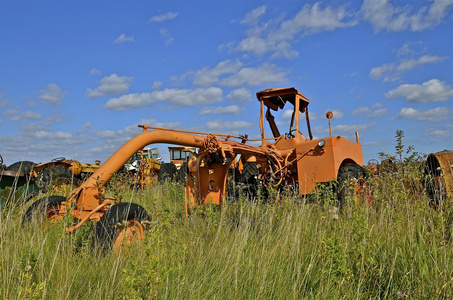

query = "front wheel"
(95, 202), (150, 250)
(336, 164), (372, 206)
(22, 195), (66, 224)
(158, 163), (177, 182)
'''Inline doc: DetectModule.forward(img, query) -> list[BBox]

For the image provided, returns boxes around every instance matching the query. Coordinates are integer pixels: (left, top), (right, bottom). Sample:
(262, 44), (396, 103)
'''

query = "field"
(1, 158), (452, 299)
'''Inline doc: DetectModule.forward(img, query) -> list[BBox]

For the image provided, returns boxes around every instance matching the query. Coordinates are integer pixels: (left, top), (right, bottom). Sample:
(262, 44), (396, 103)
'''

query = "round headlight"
(317, 139), (325, 147)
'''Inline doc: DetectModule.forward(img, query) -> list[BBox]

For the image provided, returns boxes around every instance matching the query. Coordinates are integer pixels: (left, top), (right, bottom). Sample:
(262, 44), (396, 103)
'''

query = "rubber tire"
(175, 161), (189, 182)
(37, 166), (75, 188)
(95, 202), (150, 250)
(22, 195), (66, 224)
(158, 163), (177, 182)
(239, 162), (260, 200)
(8, 161), (36, 174)
(426, 176), (447, 208)
(336, 164), (367, 205)
(241, 162), (259, 184)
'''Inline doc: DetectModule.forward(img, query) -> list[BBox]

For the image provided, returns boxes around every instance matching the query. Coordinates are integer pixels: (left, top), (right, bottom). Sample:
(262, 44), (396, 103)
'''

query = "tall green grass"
(1, 167), (452, 299)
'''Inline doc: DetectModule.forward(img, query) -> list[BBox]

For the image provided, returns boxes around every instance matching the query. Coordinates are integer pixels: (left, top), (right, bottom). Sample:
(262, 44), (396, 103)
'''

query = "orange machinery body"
(65, 87), (364, 222)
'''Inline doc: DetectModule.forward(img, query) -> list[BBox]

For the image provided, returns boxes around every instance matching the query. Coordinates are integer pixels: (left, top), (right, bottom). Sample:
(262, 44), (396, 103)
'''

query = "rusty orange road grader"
(23, 87), (367, 249)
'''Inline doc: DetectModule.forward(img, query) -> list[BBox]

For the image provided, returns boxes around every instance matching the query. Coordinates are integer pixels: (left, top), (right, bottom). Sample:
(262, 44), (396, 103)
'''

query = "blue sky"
(0, 0), (452, 166)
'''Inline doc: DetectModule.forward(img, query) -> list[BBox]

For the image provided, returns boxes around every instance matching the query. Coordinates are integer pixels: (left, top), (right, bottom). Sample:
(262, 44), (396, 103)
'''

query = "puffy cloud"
(239, 5), (267, 25)
(227, 88), (252, 103)
(367, 108), (389, 118)
(220, 63), (288, 87)
(159, 28), (174, 46)
(332, 123), (375, 134)
(0, 99), (11, 109)
(395, 107), (453, 122)
(385, 79), (453, 103)
(105, 87), (223, 111)
(431, 129), (453, 137)
(149, 12), (178, 23)
(352, 103), (388, 118)
(113, 34), (134, 44)
(361, 0), (453, 32)
(14, 111), (43, 121)
(90, 69), (101, 76)
(205, 119), (255, 134)
(86, 74), (133, 99)
(200, 105), (241, 115)
(38, 83), (66, 105)
(151, 81), (163, 90)
(34, 131), (72, 139)
(193, 60), (243, 87)
(227, 2), (357, 58)
(352, 106), (371, 115)
(369, 63), (395, 80)
(369, 42), (448, 82)
(396, 55), (448, 72)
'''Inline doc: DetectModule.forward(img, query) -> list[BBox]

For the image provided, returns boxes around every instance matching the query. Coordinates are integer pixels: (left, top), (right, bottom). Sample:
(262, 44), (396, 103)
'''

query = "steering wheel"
(51, 157), (66, 162)
(287, 129), (296, 139)
(367, 159), (379, 166)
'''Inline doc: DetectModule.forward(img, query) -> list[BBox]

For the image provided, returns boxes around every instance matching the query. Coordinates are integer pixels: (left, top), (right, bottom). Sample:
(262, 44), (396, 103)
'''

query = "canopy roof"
(256, 87), (309, 113)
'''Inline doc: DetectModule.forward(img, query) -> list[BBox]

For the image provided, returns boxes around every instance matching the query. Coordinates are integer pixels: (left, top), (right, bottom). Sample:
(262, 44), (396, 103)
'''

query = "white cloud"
(90, 69), (101, 76)
(38, 83), (66, 105)
(228, 2), (357, 58)
(220, 63), (288, 87)
(240, 5), (267, 25)
(395, 107), (453, 122)
(113, 34), (134, 44)
(159, 28), (174, 46)
(139, 118), (181, 129)
(369, 41), (448, 82)
(282, 109), (293, 119)
(396, 55), (448, 72)
(227, 88), (252, 103)
(0, 99), (12, 109)
(431, 129), (453, 137)
(385, 79), (453, 103)
(352, 106), (370, 115)
(332, 123), (375, 134)
(352, 103), (388, 118)
(361, 0), (453, 32)
(22, 111), (43, 121)
(149, 12), (178, 23)
(200, 105), (241, 115)
(369, 63), (395, 80)
(4, 107), (20, 117)
(367, 108), (389, 118)
(205, 119), (255, 134)
(105, 87), (223, 111)
(193, 60), (243, 87)
(34, 131), (73, 139)
(86, 74), (133, 99)
(83, 121), (91, 129)
(152, 81), (163, 90)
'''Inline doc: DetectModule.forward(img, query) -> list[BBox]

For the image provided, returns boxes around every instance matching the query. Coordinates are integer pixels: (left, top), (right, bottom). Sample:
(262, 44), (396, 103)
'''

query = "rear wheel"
(337, 164), (371, 206)
(239, 162), (260, 200)
(158, 163), (177, 182)
(22, 195), (66, 224)
(95, 202), (150, 250)
(36, 166), (75, 189)
(426, 176), (447, 208)
(8, 161), (36, 174)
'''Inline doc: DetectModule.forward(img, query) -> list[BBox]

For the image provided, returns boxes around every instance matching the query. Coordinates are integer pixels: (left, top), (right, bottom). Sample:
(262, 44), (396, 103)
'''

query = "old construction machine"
(23, 87), (367, 249)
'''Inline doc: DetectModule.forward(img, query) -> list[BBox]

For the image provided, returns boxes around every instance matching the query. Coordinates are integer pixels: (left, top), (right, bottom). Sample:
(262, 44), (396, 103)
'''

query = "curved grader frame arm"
(67, 130), (206, 211)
